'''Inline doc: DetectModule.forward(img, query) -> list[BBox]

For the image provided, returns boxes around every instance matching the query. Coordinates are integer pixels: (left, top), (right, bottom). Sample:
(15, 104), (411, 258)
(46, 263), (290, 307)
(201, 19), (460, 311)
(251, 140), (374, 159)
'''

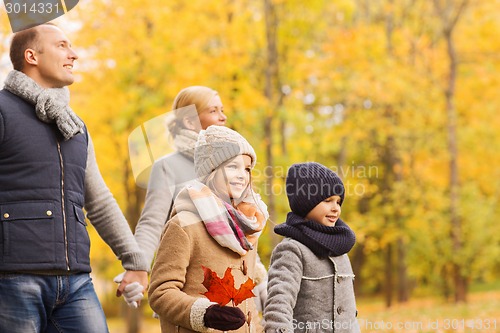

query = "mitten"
(113, 272), (144, 309)
(122, 282), (144, 309)
(204, 304), (246, 331)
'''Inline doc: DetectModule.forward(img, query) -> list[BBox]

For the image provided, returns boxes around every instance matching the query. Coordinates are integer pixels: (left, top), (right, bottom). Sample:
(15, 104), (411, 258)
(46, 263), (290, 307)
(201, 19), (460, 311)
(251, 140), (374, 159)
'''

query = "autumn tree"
(432, 0), (469, 303)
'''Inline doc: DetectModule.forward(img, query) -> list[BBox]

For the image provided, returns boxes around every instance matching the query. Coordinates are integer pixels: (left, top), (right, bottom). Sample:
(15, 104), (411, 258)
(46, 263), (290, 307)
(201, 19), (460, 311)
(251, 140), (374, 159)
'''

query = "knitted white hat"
(195, 125), (256, 179)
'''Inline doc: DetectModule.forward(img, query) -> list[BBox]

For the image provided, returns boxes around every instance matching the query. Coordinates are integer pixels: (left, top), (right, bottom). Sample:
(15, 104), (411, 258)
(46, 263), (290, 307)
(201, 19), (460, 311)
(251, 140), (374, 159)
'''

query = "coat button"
(337, 306), (344, 315)
(3, 213), (9, 219)
(46, 210), (53, 216)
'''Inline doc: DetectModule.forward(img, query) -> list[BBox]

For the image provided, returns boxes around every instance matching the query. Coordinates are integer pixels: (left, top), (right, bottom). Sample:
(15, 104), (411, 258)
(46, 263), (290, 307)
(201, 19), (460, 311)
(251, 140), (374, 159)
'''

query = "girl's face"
(305, 195), (342, 227)
(198, 95), (227, 130)
(213, 155), (252, 201)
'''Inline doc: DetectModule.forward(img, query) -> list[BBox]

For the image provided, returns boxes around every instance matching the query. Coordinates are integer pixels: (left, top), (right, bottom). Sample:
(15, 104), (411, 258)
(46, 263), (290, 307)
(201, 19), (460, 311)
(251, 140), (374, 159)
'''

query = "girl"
(116, 86), (227, 306)
(149, 126), (267, 333)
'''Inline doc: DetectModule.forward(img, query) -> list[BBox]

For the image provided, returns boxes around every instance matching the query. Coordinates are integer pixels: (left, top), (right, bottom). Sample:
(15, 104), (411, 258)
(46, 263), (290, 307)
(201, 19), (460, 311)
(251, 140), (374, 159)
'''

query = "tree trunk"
(263, 0), (280, 245)
(351, 244), (365, 296)
(126, 305), (141, 333)
(383, 1), (411, 305)
(445, 29), (467, 302)
(432, 0), (469, 303)
(385, 243), (393, 308)
(337, 136), (347, 168)
(122, 142), (146, 333)
(397, 238), (409, 302)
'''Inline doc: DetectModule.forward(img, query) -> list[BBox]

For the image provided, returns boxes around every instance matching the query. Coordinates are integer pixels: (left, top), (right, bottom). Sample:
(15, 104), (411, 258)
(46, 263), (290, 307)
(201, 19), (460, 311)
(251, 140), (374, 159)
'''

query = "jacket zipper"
(57, 141), (70, 271)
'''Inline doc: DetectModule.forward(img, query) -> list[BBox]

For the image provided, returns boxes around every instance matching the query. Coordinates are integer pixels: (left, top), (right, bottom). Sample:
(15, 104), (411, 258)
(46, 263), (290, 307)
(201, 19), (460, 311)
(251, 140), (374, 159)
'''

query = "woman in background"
(135, 86), (227, 269)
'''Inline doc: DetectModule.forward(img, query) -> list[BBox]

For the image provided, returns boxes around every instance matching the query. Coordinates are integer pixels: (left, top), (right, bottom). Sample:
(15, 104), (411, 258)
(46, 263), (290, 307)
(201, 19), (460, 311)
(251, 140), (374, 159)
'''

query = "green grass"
(470, 280), (500, 293)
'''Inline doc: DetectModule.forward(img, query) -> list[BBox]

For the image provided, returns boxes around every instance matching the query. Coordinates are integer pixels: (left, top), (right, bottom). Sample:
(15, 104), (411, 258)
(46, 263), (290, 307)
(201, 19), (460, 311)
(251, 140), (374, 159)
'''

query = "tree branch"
(449, 0), (469, 31)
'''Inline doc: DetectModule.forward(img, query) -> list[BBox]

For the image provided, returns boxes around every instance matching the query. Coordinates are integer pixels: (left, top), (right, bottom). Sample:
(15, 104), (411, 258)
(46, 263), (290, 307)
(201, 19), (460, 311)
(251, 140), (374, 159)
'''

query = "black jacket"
(0, 89), (91, 273)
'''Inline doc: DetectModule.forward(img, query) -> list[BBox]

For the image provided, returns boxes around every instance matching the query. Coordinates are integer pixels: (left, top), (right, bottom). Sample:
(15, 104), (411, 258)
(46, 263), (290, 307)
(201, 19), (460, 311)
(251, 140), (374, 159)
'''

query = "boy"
(264, 162), (360, 333)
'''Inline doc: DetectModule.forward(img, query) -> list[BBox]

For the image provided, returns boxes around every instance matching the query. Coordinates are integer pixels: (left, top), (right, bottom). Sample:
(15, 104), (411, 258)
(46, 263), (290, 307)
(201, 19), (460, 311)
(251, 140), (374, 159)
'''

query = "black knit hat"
(286, 162), (345, 218)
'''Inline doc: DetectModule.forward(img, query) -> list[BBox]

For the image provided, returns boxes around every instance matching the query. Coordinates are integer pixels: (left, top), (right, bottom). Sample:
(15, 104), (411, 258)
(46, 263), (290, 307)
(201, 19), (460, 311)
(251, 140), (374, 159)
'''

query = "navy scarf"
(274, 212), (356, 257)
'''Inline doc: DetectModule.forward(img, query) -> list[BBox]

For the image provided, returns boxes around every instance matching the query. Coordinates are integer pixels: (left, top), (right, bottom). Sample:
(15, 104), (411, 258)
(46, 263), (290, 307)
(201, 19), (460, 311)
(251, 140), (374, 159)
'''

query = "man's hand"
(115, 270), (148, 308)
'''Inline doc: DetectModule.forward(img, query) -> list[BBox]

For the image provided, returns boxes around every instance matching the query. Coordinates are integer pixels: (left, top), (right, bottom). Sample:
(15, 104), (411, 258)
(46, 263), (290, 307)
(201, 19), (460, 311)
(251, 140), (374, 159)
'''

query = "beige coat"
(149, 188), (262, 333)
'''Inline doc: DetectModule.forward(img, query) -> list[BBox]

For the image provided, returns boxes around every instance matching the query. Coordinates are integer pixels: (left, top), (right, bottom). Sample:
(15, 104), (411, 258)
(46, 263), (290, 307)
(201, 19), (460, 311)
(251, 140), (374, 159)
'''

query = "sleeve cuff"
(190, 298), (215, 332)
(120, 251), (149, 271)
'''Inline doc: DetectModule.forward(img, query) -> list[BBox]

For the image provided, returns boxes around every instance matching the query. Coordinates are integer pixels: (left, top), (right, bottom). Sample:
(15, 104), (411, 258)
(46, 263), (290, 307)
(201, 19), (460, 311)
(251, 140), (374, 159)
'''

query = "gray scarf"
(3, 70), (84, 140)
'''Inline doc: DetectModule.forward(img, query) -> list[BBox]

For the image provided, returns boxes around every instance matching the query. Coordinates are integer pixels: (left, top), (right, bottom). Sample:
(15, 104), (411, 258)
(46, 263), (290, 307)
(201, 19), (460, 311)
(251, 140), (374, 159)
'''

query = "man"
(0, 23), (148, 332)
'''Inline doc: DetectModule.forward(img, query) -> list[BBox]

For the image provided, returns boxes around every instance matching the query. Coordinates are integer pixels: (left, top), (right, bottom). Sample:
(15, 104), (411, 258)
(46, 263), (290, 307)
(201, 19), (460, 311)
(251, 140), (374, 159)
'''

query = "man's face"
(31, 25), (78, 88)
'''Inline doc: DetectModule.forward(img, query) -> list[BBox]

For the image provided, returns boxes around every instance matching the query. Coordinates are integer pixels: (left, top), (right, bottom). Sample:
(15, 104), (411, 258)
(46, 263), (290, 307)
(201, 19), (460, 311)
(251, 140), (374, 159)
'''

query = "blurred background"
(1, 0), (499, 332)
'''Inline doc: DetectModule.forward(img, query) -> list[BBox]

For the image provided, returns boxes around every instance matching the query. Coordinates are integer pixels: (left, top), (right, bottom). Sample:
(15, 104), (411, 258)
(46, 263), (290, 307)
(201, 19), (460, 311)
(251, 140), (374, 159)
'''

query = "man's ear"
(25, 49), (38, 65)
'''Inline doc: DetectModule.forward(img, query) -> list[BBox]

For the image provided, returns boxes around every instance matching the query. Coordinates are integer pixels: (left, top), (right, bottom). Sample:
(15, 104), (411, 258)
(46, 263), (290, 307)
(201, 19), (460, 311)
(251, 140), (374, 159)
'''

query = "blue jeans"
(0, 273), (109, 333)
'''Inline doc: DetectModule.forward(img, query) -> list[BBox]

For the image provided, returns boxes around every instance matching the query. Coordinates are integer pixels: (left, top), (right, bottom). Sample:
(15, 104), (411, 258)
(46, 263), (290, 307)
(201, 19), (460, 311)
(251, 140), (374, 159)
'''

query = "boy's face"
(305, 195), (342, 227)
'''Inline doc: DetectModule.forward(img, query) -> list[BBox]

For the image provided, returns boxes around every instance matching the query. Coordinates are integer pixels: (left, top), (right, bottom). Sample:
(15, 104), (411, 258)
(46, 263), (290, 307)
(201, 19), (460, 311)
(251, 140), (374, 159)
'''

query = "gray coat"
(134, 152), (197, 268)
(264, 238), (360, 333)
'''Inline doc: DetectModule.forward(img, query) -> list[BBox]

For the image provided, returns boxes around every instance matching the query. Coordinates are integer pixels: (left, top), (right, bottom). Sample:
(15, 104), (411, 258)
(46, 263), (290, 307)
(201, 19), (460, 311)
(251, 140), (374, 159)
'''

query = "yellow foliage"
(1, 0), (499, 303)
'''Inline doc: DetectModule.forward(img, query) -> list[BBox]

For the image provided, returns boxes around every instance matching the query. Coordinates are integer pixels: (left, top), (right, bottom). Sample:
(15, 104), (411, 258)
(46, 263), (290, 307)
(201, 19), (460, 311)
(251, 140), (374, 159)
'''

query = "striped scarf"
(186, 181), (266, 256)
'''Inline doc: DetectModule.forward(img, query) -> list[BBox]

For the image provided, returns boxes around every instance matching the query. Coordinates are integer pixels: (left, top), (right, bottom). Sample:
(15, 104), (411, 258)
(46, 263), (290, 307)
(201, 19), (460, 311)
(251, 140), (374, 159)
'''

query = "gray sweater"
(264, 238), (360, 333)
(86, 135), (148, 271)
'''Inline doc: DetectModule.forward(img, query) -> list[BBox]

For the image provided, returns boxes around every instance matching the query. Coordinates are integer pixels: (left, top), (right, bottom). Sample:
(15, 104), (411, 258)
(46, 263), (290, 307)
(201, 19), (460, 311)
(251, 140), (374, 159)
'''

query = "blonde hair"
(166, 86), (218, 138)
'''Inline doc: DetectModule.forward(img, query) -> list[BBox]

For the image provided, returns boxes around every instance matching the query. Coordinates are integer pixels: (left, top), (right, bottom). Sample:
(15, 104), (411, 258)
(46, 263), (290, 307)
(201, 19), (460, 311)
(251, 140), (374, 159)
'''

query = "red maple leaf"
(201, 266), (256, 306)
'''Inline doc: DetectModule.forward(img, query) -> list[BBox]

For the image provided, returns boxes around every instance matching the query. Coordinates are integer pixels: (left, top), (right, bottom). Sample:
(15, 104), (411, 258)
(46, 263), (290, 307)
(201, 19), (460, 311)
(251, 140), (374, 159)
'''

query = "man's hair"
(9, 23), (57, 71)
